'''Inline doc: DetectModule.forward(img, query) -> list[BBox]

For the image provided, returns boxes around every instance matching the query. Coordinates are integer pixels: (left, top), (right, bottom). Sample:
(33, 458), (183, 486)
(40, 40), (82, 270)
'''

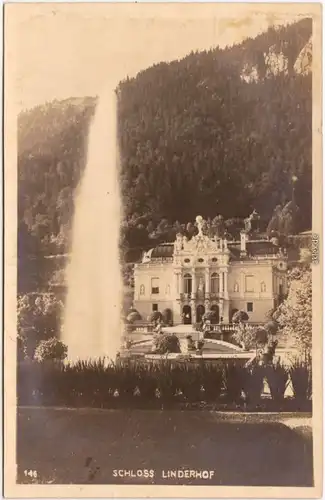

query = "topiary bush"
(149, 311), (163, 324)
(126, 311), (142, 323)
(232, 310), (249, 323)
(153, 333), (181, 354)
(162, 308), (173, 326)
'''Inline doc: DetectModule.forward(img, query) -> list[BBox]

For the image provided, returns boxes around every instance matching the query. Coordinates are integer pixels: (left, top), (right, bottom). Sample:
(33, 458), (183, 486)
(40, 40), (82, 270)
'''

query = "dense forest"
(18, 18), (312, 291)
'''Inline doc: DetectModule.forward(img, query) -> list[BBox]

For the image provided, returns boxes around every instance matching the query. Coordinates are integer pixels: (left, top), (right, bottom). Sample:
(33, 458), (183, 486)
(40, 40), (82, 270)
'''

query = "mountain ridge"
(18, 17), (312, 282)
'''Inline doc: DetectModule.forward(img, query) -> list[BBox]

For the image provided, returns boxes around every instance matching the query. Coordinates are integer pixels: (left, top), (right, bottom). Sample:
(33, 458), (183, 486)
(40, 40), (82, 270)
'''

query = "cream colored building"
(133, 216), (288, 325)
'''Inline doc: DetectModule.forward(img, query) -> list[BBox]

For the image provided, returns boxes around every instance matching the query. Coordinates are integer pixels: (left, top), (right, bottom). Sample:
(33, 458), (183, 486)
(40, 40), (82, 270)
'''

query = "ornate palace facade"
(133, 216), (288, 325)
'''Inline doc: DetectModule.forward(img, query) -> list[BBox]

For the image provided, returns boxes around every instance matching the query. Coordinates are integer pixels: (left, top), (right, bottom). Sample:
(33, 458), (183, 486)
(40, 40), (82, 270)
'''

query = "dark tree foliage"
(18, 19), (312, 285)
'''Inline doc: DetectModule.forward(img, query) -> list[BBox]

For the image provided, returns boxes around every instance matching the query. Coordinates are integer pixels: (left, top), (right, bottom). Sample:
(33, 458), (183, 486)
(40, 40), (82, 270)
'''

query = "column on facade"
(224, 270), (229, 299)
(219, 298), (224, 321)
(180, 271), (185, 294)
(240, 271), (245, 294)
(173, 269), (180, 299)
(191, 268), (197, 298)
(190, 300), (196, 325)
(205, 267), (210, 295)
(219, 271), (224, 297)
(223, 299), (230, 324)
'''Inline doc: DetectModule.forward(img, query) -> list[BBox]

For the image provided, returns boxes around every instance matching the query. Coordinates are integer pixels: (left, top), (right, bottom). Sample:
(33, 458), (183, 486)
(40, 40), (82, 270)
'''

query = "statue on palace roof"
(244, 209), (260, 234)
(195, 215), (204, 236)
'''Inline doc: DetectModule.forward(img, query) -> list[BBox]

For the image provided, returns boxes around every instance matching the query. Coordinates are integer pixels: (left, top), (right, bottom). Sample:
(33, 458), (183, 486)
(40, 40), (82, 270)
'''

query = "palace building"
(133, 215), (288, 325)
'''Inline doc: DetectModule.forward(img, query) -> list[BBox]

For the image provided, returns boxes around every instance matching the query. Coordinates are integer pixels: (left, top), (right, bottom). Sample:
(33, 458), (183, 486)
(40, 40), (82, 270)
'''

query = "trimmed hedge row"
(17, 358), (312, 411)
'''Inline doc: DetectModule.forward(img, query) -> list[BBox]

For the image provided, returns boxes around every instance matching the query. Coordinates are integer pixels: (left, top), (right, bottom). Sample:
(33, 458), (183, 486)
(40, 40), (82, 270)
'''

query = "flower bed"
(17, 358), (312, 412)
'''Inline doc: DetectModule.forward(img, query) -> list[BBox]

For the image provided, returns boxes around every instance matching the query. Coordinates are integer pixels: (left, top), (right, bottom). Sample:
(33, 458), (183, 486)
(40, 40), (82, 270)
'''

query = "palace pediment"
(175, 233), (226, 256)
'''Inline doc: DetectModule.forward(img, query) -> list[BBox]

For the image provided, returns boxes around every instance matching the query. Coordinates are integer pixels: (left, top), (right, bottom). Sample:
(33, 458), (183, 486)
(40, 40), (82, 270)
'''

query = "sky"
(6, 3), (307, 111)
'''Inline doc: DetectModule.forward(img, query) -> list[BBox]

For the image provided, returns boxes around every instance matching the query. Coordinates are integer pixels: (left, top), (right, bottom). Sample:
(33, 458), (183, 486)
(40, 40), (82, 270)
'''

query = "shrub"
(232, 324), (256, 351)
(223, 362), (244, 403)
(185, 335), (196, 351)
(155, 363), (179, 401)
(126, 311), (142, 323)
(201, 364), (223, 401)
(18, 293), (64, 358)
(34, 337), (68, 362)
(16, 357), (312, 411)
(137, 364), (158, 401)
(260, 339), (278, 365)
(264, 320), (279, 336)
(153, 333), (181, 354)
(69, 359), (118, 406)
(177, 364), (202, 402)
(243, 365), (264, 405)
(265, 362), (289, 402)
(255, 327), (268, 346)
(289, 359), (312, 403)
(232, 310), (249, 323)
(276, 267), (312, 358)
(162, 308), (173, 325)
(149, 311), (163, 324)
(125, 323), (134, 333)
(203, 310), (218, 323)
(114, 363), (139, 400)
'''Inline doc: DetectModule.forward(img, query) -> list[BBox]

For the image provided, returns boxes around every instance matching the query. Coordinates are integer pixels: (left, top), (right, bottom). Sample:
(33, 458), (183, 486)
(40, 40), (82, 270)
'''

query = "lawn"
(17, 408), (313, 486)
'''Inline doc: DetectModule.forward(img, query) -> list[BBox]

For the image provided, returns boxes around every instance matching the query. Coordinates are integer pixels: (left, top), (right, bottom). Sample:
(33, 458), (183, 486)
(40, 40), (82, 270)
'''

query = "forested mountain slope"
(18, 18), (312, 284)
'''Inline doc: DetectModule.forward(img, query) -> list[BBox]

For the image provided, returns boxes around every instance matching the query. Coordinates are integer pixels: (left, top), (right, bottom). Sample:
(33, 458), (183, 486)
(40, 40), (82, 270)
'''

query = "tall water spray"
(62, 89), (122, 362)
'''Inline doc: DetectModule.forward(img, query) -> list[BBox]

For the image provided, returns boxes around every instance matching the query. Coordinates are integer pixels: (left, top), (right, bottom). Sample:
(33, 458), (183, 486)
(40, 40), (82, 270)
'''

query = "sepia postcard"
(4, 2), (323, 498)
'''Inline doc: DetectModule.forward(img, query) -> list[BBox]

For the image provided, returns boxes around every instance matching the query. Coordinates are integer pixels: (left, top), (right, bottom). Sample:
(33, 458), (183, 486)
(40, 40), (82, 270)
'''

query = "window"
(212, 257), (218, 263)
(184, 273), (192, 294)
(234, 282), (239, 293)
(198, 258), (204, 263)
(260, 281), (266, 292)
(140, 285), (145, 295)
(151, 278), (159, 294)
(245, 275), (254, 292)
(210, 273), (219, 293)
(247, 302), (253, 312)
(152, 304), (158, 312)
(184, 258), (190, 263)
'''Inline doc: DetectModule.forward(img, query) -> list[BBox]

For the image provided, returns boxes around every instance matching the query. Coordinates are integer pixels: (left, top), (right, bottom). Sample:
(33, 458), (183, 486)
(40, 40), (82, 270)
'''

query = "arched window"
(210, 273), (219, 294)
(261, 281), (266, 292)
(140, 285), (145, 295)
(234, 282), (239, 293)
(184, 273), (192, 294)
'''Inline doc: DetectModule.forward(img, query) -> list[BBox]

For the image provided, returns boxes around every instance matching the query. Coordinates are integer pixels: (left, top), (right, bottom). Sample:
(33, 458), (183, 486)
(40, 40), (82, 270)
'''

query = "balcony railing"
(194, 322), (265, 333)
(179, 292), (221, 301)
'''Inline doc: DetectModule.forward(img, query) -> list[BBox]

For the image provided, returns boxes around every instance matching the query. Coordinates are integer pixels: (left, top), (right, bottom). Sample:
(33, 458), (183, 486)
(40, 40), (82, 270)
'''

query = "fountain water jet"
(62, 88), (122, 362)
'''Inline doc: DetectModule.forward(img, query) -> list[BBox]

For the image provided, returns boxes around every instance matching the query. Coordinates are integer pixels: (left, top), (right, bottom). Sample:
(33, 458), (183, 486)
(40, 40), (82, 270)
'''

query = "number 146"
(24, 470), (38, 478)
